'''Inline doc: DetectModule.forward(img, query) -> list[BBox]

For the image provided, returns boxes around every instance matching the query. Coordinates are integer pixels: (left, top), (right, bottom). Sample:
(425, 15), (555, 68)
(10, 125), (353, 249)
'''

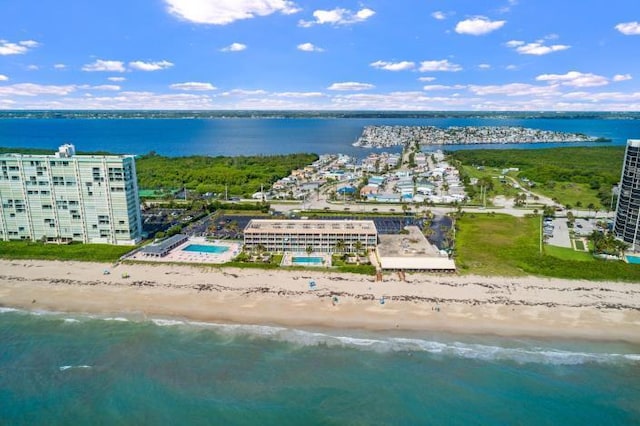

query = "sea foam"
(146, 319), (640, 366)
(59, 365), (92, 371)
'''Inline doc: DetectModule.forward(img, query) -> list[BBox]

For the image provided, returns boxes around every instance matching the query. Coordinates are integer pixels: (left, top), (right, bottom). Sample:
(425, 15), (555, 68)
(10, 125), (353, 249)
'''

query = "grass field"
(531, 181), (602, 209)
(455, 213), (539, 276)
(544, 245), (593, 262)
(455, 213), (640, 281)
(0, 241), (135, 263)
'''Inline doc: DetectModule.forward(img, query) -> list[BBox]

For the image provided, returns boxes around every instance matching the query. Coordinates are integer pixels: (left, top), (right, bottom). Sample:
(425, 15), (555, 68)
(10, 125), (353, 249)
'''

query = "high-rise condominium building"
(614, 139), (640, 251)
(0, 144), (142, 245)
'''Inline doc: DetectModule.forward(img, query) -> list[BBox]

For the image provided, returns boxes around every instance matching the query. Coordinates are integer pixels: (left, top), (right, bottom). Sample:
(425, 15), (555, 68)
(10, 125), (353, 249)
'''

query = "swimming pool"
(626, 255), (640, 264)
(182, 244), (229, 254)
(292, 256), (325, 266)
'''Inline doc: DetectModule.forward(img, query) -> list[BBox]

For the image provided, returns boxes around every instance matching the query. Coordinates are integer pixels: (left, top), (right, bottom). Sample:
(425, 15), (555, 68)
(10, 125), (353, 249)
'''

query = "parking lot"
(546, 217), (600, 249)
(546, 218), (571, 248)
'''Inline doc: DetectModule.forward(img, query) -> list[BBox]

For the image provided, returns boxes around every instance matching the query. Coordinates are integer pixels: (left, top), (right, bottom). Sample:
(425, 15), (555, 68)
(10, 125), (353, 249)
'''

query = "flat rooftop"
(377, 226), (455, 271)
(245, 219), (377, 235)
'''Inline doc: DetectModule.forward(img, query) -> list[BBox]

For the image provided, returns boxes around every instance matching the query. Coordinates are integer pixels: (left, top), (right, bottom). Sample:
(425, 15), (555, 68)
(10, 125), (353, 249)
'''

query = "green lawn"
(455, 213), (640, 281)
(0, 241), (135, 263)
(573, 239), (586, 251)
(544, 245), (593, 262)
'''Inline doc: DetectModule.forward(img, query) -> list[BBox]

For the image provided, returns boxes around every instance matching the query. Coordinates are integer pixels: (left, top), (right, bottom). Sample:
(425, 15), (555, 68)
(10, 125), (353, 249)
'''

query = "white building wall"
(0, 150), (141, 245)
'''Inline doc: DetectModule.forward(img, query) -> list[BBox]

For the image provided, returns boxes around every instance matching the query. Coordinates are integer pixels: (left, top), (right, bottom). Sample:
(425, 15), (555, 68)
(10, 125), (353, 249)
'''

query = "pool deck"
(130, 237), (240, 264)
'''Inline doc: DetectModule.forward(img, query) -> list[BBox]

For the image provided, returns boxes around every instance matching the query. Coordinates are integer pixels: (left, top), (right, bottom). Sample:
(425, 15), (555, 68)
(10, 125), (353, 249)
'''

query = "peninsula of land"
(353, 125), (606, 148)
(1, 260), (639, 343)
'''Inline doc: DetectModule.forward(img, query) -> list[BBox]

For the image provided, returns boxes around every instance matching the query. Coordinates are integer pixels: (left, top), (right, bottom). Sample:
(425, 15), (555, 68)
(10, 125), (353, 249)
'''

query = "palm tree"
(354, 240), (363, 255)
(334, 239), (346, 254)
(306, 245), (313, 256)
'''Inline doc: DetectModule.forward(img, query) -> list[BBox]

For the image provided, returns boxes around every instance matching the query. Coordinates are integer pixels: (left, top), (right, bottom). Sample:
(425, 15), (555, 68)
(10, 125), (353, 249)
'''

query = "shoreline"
(1, 260), (639, 343)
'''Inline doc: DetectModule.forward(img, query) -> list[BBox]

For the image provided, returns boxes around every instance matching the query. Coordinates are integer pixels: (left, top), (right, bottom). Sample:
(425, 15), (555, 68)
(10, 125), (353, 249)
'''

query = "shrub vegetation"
(136, 152), (318, 198)
(449, 146), (624, 209)
(0, 241), (134, 262)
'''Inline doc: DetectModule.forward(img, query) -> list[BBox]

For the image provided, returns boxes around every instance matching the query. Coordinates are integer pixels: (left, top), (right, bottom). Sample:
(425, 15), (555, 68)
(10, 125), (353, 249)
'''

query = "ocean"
(1, 114), (640, 423)
(0, 115), (635, 157)
(1, 309), (639, 425)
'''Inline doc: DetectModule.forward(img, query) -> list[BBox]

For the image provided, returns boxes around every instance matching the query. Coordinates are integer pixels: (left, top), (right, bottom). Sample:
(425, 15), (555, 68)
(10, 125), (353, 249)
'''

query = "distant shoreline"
(1, 110), (640, 120)
(1, 260), (639, 343)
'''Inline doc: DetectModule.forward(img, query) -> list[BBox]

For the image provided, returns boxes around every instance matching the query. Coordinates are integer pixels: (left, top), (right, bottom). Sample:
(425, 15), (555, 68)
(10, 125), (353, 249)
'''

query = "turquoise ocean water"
(1, 114), (640, 423)
(1, 309), (639, 425)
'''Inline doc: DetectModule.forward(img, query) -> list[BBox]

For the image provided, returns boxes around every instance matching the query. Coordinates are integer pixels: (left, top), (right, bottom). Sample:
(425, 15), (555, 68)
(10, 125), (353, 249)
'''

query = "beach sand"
(1, 259), (639, 343)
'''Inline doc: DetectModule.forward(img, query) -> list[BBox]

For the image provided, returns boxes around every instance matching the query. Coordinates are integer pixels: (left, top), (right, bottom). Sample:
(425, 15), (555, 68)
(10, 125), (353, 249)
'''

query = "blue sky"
(1, 0), (639, 110)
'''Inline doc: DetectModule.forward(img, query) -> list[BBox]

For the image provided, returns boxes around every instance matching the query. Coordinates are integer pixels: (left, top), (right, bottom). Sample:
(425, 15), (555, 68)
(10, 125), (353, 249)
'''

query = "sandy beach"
(1, 259), (639, 343)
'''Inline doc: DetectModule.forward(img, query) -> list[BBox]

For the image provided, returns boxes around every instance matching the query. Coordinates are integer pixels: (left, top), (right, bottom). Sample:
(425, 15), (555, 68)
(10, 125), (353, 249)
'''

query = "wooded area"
(129, 152), (317, 198)
(449, 146), (624, 208)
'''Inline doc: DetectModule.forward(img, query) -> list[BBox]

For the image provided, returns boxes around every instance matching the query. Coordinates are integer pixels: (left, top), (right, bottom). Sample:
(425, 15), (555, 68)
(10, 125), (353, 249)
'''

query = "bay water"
(0, 116), (635, 157)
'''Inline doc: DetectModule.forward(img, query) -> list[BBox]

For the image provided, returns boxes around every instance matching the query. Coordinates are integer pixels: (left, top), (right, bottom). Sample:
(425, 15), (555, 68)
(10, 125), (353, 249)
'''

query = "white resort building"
(243, 219), (378, 253)
(0, 144), (142, 245)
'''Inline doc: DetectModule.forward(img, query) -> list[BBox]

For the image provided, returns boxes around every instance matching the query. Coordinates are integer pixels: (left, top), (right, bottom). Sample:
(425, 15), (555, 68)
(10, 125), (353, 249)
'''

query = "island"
(353, 125), (605, 148)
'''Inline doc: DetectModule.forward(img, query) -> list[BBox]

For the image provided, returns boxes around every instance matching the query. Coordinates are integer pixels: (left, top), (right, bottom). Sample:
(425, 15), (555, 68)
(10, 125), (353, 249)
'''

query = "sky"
(1, 0), (639, 110)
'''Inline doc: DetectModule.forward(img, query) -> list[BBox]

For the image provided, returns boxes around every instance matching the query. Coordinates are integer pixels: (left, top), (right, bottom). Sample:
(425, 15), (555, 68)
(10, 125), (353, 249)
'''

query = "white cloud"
(455, 16), (505, 35)
(274, 91), (325, 98)
(53, 64), (67, 70)
(0, 39), (40, 55)
(468, 83), (560, 97)
(419, 59), (462, 72)
(370, 60), (415, 71)
(418, 76), (436, 82)
(165, 0), (300, 25)
(170, 82), (217, 91)
(423, 84), (466, 91)
(27, 65), (39, 71)
(108, 77), (126, 82)
(536, 71), (609, 87)
(297, 43), (324, 52)
(82, 85), (121, 91)
(613, 74), (632, 82)
(615, 21), (640, 35)
(478, 64), (491, 69)
(507, 39), (570, 55)
(0, 83), (76, 97)
(299, 7), (375, 27)
(221, 43), (247, 52)
(505, 64), (518, 70)
(431, 11), (447, 20)
(0, 74), (8, 81)
(327, 82), (374, 91)
(221, 89), (268, 96)
(129, 60), (174, 71)
(82, 59), (126, 72)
